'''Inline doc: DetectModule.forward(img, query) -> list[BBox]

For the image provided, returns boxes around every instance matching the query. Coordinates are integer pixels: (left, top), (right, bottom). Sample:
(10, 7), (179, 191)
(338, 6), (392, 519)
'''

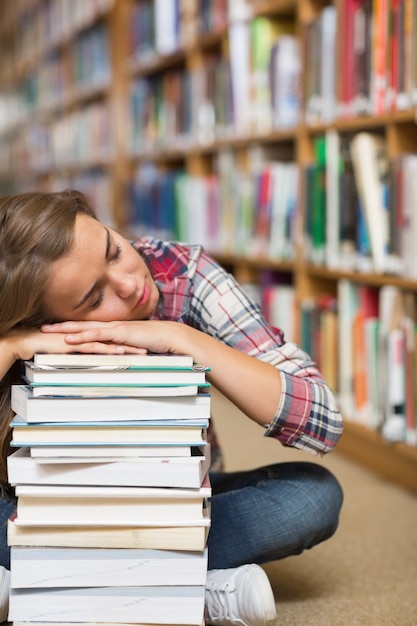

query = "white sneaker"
(205, 564), (277, 626)
(0, 567), (9, 623)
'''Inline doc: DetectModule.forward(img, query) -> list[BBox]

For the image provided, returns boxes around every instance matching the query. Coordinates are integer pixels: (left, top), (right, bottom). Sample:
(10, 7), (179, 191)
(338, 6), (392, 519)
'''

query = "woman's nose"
(110, 271), (136, 299)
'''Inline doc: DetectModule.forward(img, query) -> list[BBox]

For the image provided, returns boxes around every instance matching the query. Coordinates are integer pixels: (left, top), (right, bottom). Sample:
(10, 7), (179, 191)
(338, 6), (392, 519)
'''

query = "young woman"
(0, 190), (344, 626)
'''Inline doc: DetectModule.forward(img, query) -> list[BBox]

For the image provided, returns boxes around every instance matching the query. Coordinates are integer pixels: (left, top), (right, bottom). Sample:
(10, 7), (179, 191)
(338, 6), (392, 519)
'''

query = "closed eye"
(111, 243), (122, 262)
(90, 243), (121, 309)
(90, 290), (104, 310)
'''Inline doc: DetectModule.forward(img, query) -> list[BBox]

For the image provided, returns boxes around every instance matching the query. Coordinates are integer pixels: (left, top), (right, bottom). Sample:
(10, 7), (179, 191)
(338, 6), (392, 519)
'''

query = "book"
(11, 384), (211, 423)
(267, 161), (298, 261)
(338, 135), (359, 270)
(12, 622), (205, 626)
(403, 292), (417, 445)
(10, 546), (208, 588)
(24, 362), (208, 385)
(7, 513), (211, 551)
(10, 418), (209, 446)
(8, 446), (211, 489)
(252, 165), (273, 256)
(28, 445), (197, 458)
(32, 352), (194, 368)
(352, 285), (380, 423)
(318, 6), (337, 122)
(270, 35), (301, 129)
(249, 15), (295, 132)
(311, 135), (327, 264)
(337, 278), (359, 416)
(347, 0), (373, 115)
(350, 132), (389, 273)
(325, 129), (341, 268)
(9, 585), (206, 624)
(154, 0), (179, 55)
(229, 20), (251, 133)
(371, 0), (389, 114)
(27, 383), (208, 398)
(13, 479), (212, 526)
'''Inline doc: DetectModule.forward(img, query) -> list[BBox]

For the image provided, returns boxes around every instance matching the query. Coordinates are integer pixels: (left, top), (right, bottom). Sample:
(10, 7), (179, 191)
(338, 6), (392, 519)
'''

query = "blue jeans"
(0, 461), (343, 572)
(0, 498), (15, 570)
(207, 461), (343, 569)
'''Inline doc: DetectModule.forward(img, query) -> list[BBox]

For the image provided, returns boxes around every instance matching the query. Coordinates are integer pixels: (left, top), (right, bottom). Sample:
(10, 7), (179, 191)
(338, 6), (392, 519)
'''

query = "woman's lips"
(135, 282), (150, 308)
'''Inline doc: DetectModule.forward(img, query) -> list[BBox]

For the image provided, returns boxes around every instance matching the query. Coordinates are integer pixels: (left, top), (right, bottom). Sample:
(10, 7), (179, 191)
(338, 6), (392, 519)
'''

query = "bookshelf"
(0, 0), (417, 492)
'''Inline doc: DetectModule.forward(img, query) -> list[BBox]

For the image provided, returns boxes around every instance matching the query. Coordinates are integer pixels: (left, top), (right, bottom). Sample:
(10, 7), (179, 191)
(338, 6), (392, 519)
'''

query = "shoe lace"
(206, 580), (235, 624)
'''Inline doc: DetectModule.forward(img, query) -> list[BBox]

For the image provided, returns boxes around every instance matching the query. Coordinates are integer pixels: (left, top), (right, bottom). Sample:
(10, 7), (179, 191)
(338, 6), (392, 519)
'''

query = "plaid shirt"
(134, 237), (343, 459)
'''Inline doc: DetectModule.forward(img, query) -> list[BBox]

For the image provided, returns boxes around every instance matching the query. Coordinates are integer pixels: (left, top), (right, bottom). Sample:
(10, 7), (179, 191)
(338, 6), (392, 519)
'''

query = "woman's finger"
(63, 341), (146, 354)
(41, 321), (114, 333)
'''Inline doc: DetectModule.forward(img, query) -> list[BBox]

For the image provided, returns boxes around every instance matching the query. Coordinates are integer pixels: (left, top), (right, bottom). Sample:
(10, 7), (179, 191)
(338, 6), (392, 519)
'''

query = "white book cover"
(11, 622), (205, 626)
(268, 163), (288, 259)
(32, 353), (194, 367)
(319, 6), (336, 122)
(10, 418), (209, 446)
(154, 0), (178, 55)
(11, 384), (211, 423)
(8, 446), (211, 489)
(7, 511), (211, 550)
(29, 444), (196, 459)
(13, 617), (206, 626)
(272, 36), (301, 129)
(24, 362), (208, 385)
(337, 280), (358, 418)
(350, 132), (388, 273)
(28, 383), (207, 398)
(14, 480), (211, 526)
(229, 21), (251, 134)
(10, 546), (208, 588)
(9, 585), (206, 624)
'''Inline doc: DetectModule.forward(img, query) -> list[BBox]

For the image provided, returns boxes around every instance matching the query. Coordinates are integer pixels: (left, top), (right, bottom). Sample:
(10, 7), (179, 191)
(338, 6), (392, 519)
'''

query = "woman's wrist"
(0, 335), (19, 379)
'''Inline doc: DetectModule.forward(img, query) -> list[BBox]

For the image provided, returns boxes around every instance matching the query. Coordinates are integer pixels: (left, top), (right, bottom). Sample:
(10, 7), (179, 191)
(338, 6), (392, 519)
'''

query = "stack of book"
(7, 352), (212, 626)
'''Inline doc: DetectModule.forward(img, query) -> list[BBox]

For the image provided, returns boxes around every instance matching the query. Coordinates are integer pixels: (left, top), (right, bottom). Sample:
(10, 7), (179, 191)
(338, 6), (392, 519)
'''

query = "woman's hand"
(3, 327), (79, 363)
(42, 319), (283, 428)
(0, 324), (150, 381)
(41, 320), (186, 356)
(0, 327), (107, 381)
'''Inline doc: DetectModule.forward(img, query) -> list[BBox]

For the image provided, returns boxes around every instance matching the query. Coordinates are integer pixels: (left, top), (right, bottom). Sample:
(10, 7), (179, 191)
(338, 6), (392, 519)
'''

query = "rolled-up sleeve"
(145, 240), (343, 457)
(259, 345), (343, 455)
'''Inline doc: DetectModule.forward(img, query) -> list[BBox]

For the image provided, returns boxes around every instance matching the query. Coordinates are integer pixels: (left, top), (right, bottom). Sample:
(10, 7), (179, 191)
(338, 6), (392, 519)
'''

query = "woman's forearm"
(40, 319), (342, 446)
(43, 319), (282, 427)
(0, 336), (19, 381)
(176, 324), (282, 426)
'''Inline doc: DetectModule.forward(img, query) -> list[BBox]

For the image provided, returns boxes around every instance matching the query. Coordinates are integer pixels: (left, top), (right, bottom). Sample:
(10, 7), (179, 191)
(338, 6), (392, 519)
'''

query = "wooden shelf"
(1, 0), (416, 492)
(305, 265), (417, 291)
(337, 421), (417, 493)
(303, 109), (417, 134)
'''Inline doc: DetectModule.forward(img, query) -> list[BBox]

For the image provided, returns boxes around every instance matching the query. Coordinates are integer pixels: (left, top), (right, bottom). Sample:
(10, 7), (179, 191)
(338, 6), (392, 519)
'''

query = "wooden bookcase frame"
(0, 0), (416, 492)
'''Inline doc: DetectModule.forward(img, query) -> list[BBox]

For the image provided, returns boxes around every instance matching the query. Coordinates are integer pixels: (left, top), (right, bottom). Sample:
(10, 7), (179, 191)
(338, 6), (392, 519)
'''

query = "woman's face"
(45, 214), (160, 322)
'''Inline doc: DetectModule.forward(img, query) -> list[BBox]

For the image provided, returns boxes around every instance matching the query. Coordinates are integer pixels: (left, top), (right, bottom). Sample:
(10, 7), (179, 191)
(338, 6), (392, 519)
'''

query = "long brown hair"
(0, 190), (96, 491)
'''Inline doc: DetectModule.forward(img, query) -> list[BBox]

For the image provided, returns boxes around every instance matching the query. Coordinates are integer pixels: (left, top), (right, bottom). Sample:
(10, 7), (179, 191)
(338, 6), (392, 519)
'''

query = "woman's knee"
(266, 461), (344, 544)
(301, 462), (344, 541)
